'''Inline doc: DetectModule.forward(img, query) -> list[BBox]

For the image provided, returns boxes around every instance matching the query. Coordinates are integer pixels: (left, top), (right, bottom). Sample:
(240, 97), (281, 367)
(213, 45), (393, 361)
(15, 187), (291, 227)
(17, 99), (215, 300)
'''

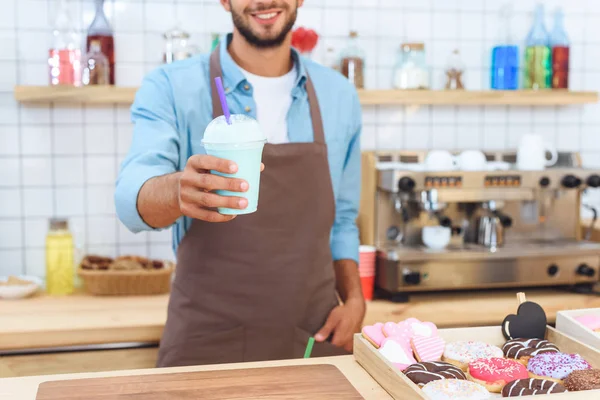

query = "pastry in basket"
(502, 338), (559, 366)
(575, 314), (600, 332)
(442, 341), (503, 371)
(467, 357), (528, 393)
(404, 361), (466, 387)
(527, 352), (591, 383)
(378, 337), (416, 371)
(114, 255), (162, 269)
(563, 369), (600, 391)
(422, 379), (490, 400)
(382, 322), (412, 347)
(501, 378), (566, 397)
(402, 317), (438, 337)
(80, 255), (113, 270)
(361, 323), (385, 348)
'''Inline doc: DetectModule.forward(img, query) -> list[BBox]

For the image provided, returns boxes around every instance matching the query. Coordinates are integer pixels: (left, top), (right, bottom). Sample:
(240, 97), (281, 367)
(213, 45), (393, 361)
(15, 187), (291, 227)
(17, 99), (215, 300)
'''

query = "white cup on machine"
(422, 226), (451, 250)
(517, 134), (558, 171)
(425, 150), (487, 171)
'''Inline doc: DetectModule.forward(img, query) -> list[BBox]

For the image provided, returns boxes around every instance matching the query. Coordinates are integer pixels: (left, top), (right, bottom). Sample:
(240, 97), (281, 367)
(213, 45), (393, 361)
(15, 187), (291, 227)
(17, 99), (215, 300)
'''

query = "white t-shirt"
(239, 66), (297, 144)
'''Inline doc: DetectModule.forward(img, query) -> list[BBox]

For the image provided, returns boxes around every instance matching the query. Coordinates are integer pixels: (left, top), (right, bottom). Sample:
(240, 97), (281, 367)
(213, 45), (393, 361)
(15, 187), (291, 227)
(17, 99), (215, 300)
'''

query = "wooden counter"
(3, 288), (600, 353)
(0, 355), (391, 400)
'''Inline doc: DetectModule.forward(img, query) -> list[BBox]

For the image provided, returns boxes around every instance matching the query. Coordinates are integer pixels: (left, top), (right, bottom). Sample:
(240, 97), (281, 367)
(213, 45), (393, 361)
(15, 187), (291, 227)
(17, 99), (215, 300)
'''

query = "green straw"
(303, 337), (315, 358)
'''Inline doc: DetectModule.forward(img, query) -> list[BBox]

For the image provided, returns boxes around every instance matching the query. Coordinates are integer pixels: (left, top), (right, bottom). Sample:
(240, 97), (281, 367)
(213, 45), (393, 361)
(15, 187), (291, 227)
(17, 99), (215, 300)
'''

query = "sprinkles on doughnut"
(467, 357), (528, 393)
(527, 352), (592, 383)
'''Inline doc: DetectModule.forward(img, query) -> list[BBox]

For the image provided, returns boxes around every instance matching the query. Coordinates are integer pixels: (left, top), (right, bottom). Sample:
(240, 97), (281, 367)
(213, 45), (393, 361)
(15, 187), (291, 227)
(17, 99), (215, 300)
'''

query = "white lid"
(202, 114), (266, 144)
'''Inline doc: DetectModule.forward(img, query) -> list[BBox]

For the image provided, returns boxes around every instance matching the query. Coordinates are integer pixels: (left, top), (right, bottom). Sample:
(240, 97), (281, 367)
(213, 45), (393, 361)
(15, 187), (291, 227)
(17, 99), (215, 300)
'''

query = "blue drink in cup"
(201, 114), (266, 215)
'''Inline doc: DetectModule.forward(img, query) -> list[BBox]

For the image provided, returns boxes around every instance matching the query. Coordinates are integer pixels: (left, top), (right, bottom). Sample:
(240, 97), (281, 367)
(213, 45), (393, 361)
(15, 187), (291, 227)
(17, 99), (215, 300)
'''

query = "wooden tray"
(354, 326), (600, 399)
(36, 364), (364, 399)
(556, 308), (600, 350)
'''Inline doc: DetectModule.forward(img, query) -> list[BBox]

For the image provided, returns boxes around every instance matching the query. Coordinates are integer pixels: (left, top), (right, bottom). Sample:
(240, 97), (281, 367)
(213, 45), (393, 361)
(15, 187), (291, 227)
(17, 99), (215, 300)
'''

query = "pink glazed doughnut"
(575, 314), (600, 331)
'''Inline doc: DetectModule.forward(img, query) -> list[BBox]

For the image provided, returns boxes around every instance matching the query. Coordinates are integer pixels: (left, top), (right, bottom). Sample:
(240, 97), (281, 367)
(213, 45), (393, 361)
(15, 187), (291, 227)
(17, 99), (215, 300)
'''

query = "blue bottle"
(491, 4), (519, 90)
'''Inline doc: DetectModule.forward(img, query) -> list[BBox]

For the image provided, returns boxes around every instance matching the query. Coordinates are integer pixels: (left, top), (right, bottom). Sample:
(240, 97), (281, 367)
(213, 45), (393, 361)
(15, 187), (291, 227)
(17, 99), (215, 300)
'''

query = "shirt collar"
(219, 33), (308, 93)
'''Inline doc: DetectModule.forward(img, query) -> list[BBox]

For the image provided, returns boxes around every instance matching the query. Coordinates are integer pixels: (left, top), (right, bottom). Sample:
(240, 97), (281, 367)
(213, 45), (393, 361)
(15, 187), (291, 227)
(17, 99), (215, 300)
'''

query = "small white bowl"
(422, 226), (451, 250)
(0, 275), (42, 300)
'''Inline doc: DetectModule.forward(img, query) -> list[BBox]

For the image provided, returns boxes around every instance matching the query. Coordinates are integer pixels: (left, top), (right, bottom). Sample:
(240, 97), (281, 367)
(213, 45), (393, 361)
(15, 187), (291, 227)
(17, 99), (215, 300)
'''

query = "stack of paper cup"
(359, 245), (376, 301)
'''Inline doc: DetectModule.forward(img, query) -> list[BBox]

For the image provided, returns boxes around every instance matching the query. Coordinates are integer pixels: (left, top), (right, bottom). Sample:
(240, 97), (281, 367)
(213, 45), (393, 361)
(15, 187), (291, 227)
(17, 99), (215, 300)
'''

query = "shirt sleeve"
(330, 90), (362, 263)
(115, 68), (180, 233)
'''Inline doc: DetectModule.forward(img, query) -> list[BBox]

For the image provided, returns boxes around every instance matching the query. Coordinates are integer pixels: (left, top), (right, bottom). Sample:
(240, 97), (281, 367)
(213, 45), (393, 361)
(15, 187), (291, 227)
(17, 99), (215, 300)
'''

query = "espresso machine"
(370, 151), (600, 302)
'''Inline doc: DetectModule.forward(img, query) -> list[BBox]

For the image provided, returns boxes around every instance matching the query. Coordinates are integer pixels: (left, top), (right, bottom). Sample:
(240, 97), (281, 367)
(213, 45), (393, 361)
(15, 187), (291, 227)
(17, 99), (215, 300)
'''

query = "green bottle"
(523, 4), (551, 89)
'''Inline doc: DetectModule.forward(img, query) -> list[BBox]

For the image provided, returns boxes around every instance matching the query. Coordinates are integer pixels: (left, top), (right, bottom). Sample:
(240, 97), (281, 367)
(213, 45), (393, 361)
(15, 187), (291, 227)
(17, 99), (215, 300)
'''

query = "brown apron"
(156, 47), (348, 367)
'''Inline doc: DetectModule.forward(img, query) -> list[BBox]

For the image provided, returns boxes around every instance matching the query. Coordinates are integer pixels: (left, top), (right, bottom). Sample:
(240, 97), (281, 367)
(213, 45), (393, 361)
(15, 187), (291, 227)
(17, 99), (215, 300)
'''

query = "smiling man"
(115, 0), (364, 367)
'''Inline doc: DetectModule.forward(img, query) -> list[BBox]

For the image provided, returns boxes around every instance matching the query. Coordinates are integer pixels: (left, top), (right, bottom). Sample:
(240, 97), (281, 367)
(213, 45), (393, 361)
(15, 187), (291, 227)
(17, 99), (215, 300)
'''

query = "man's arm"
(116, 69), (250, 232)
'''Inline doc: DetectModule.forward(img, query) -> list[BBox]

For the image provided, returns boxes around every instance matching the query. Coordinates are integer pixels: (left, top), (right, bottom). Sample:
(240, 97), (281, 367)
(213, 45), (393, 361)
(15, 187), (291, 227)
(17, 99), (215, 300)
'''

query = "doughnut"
(501, 378), (566, 397)
(467, 357), (528, 393)
(442, 341), (504, 371)
(527, 352), (592, 383)
(563, 369), (600, 391)
(411, 335), (445, 362)
(422, 379), (490, 400)
(575, 314), (600, 332)
(404, 361), (466, 387)
(361, 323), (385, 348)
(502, 338), (559, 365)
(378, 337), (416, 371)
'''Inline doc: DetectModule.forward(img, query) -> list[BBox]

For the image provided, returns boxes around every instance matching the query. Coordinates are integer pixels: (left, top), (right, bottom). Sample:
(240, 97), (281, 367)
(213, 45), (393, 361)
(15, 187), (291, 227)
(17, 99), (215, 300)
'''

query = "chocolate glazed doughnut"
(502, 339), (559, 365)
(564, 369), (600, 391)
(404, 361), (467, 387)
(502, 378), (566, 397)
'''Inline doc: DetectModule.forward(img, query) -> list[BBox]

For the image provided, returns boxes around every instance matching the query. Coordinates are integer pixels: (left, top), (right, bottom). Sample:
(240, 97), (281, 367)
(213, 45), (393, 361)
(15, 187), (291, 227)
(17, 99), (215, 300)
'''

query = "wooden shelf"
(13, 86), (599, 106)
(357, 89), (599, 106)
(14, 86), (138, 105)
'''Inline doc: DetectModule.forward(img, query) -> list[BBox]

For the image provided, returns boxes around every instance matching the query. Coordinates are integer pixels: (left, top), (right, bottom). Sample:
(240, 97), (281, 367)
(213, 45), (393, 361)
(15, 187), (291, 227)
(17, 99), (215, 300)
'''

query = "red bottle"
(86, 0), (115, 85)
(550, 8), (569, 89)
(48, 0), (81, 86)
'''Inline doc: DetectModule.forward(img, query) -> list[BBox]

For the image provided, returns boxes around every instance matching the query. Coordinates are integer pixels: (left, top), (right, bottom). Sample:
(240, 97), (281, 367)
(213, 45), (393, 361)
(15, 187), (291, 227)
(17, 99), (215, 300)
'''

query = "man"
(115, 0), (364, 367)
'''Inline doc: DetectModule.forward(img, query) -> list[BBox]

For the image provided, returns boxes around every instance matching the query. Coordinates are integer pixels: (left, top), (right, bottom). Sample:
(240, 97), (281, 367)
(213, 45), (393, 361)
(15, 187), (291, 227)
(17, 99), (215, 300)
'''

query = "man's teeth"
(256, 12), (278, 20)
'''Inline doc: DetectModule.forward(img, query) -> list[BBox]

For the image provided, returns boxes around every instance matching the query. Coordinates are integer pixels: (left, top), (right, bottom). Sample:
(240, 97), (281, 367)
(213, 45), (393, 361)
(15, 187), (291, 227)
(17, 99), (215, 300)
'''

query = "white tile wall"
(2, 0), (600, 277)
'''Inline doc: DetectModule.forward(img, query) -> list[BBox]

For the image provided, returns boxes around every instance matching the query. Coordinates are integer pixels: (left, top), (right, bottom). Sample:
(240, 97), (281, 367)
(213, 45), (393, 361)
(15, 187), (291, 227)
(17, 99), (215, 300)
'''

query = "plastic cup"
(202, 115), (266, 215)
(360, 276), (375, 301)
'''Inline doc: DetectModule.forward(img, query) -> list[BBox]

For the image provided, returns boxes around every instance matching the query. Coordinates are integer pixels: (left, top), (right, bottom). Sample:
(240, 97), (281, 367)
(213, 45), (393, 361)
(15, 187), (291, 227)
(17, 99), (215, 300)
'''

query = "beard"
(230, 1), (298, 48)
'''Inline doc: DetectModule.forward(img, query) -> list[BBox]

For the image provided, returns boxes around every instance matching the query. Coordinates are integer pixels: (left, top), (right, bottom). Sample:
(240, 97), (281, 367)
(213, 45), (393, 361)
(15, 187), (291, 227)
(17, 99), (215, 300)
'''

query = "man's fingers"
(331, 320), (351, 347)
(260, 163), (265, 172)
(179, 203), (236, 223)
(314, 309), (341, 342)
(180, 188), (248, 210)
(181, 171), (248, 193)
(188, 155), (238, 174)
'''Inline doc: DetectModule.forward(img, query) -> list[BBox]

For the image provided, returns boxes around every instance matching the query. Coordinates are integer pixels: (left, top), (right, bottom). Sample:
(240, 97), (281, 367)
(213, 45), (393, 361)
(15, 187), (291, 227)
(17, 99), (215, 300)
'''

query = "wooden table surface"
(3, 288), (600, 352)
(0, 356), (391, 400)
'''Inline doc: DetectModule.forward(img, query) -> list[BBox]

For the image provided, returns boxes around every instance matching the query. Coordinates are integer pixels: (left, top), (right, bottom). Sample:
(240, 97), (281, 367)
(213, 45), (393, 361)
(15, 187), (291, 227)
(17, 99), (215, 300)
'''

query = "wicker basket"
(78, 262), (175, 296)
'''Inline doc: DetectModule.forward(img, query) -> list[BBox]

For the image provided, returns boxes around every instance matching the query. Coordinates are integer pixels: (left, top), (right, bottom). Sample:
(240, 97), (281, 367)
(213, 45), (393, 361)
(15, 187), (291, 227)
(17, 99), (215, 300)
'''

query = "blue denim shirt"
(115, 34), (362, 263)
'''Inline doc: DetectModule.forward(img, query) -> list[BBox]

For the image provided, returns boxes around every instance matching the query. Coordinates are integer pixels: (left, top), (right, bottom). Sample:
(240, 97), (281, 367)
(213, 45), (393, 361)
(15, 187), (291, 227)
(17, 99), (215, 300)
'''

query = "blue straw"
(214, 77), (231, 125)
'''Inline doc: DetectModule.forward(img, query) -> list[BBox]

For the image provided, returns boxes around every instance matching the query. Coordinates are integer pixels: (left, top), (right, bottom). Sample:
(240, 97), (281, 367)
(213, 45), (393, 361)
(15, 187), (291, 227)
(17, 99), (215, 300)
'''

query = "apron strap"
(208, 44), (326, 145)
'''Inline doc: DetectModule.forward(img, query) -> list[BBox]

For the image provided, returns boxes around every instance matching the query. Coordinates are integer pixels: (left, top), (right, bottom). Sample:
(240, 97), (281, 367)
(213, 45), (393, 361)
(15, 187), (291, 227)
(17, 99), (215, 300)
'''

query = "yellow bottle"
(46, 218), (74, 295)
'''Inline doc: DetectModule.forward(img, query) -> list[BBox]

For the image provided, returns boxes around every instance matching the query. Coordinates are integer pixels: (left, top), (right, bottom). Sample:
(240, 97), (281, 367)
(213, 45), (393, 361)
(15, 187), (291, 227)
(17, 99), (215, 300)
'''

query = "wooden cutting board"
(36, 364), (364, 399)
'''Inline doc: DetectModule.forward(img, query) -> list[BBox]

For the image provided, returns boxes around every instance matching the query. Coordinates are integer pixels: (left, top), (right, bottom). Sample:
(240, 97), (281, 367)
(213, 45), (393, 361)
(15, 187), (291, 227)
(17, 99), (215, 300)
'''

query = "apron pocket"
(160, 325), (245, 367)
(293, 327), (349, 359)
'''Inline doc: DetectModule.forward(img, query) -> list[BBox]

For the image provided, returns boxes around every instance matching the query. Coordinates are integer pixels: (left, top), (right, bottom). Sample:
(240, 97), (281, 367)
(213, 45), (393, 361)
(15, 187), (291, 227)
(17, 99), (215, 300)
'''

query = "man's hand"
(179, 155), (264, 223)
(313, 297), (366, 352)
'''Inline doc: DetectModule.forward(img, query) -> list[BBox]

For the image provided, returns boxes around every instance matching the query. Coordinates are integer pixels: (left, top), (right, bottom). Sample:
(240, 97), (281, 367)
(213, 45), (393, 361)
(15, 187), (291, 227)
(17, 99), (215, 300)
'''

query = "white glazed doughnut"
(422, 379), (491, 400)
(442, 341), (503, 371)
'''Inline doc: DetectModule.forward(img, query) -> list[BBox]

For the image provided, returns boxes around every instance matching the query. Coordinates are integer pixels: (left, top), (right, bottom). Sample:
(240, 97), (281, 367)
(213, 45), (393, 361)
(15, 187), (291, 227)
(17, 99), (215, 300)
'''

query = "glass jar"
(82, 40), (109, 85)
(392, 42), (429, 90)
(339, 31), (365, 89)
(46, 218), (74, 296)
(445, 49), (465, 90)
(163, 28), (199, 64)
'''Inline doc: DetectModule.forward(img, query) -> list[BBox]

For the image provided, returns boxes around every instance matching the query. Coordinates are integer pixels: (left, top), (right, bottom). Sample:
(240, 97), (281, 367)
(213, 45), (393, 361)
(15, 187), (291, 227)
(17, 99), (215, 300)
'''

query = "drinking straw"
(214, 77), (231, 125)
(304, 337), (315, 358)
